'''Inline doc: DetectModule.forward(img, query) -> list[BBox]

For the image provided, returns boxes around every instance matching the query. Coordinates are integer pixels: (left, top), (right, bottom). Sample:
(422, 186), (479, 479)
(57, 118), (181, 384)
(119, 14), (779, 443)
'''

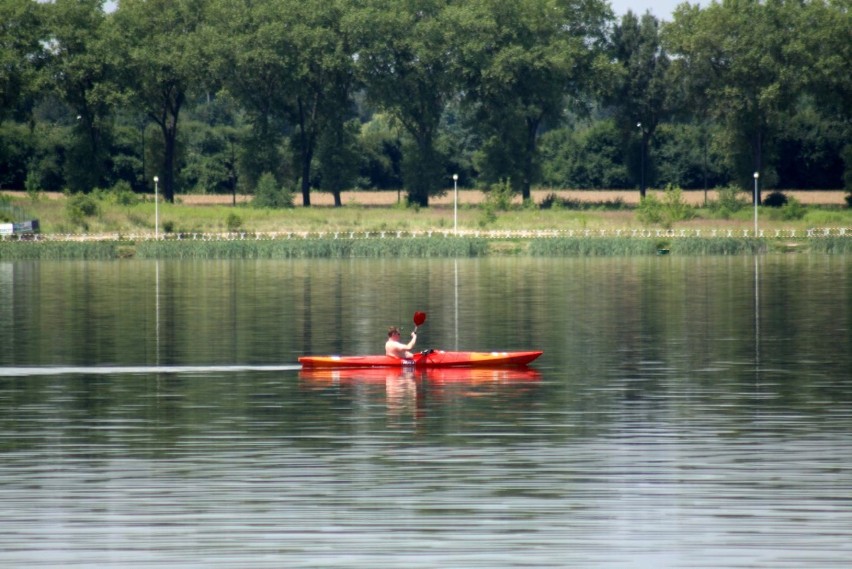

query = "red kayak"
(298, 349), (543, 369)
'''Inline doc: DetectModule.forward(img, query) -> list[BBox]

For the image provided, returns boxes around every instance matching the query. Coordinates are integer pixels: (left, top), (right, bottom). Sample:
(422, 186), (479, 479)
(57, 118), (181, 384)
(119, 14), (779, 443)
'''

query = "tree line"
(1, 0), (849, 206)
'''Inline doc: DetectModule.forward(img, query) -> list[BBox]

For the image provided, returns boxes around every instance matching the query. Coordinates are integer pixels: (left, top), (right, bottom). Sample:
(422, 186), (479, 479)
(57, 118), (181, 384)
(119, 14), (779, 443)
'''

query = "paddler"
(385, 326), (417, 358)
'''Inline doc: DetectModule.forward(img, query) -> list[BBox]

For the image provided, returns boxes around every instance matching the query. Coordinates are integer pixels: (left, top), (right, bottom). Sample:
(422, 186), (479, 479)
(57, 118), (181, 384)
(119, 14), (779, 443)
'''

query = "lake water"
(1, 256), (850, 568)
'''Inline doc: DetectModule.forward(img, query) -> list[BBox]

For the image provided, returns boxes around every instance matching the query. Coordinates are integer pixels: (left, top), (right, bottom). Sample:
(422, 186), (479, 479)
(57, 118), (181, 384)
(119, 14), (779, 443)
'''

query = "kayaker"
(385, 326), (417, 358)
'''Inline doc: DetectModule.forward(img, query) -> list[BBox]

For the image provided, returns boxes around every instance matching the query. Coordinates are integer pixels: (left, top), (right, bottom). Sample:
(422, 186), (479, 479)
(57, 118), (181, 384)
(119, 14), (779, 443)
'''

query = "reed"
(529, 237), (659, 256)
(0, 241), (121, 260)
(529, 236), (769, 256)
(135, 237), (490, 259)
(807, 236), (852, 254)
(668, 237), (765, 255)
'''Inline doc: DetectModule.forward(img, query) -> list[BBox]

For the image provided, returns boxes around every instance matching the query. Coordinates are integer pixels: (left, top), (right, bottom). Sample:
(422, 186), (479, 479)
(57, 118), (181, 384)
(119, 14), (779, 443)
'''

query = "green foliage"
(253, 172), (293, 209)
(66, 193), (100, 226)
(539, 192), (628, 211)
(0, 241), (121, 260)
(707, 185), (749, 219)
(0, 195), (14, 222)
(637, 186), (695, 228)
(539, 120), (631, 189)
(483, 179), (515, 212)
(762, 191), (788, 207)
(0, 0), (849, 202)
(762, 196), (806, 221)
(530, 237), (659, 256)
(226, 212), (243, 231)
(135, 237), (490, 259)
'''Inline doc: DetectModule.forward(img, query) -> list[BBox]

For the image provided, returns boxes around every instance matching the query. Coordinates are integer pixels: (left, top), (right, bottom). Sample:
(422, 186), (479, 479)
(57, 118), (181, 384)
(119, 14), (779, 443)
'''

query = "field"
(170, 189), (848, 207)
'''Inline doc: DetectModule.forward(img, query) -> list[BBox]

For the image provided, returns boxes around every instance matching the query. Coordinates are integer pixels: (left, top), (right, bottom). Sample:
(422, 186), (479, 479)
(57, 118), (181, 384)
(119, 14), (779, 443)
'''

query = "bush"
(111, 180), (141, 206)
(482, 178), (514, 211)
(226, 212), (243, 231)
(637, 186), (695, 228)
(253, 172), (294, 209)
(763, 191), (788, 207)
(66, 193), (100, 226)
(780, 196), (806, 220)
(707, 185), (749, 218)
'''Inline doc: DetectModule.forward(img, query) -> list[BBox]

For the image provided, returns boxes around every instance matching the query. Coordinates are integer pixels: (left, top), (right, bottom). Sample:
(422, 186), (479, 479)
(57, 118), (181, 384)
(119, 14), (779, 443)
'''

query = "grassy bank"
(2, 189), (850, 259)
(2, 189), (851, 237)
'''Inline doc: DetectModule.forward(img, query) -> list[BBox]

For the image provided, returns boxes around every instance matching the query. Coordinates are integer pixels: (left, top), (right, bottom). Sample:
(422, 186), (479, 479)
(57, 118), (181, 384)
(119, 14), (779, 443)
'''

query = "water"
(1, 256), (850, 568)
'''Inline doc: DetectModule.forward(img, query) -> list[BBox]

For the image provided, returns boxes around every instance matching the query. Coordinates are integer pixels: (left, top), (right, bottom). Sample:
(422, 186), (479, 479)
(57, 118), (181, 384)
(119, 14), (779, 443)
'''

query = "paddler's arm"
(405, 332), (417, 350)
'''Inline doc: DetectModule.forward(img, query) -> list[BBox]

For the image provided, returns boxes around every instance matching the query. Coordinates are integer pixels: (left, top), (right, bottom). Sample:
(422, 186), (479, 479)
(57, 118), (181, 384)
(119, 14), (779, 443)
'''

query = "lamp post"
(637, 122), (645, 197)
(453, 174), (459, 234)
(153, 176), (159, 239)
(753, 172), (759, 237)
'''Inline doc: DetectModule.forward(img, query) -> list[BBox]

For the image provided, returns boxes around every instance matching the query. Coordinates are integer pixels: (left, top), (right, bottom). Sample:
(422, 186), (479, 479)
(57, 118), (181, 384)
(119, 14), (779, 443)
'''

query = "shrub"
(66, 193), (100, 226)
(637, 186), (694, 228)
(763, 191), (788, 207)
(482, 178), (514, 211)
(0, 195), (13, 222)
(780, 196), (806, 220)
(708, 185), (749, 218)
(111, 180), (141, 206)
(226, 212), (243, 231)
(253, 172), (294, 209)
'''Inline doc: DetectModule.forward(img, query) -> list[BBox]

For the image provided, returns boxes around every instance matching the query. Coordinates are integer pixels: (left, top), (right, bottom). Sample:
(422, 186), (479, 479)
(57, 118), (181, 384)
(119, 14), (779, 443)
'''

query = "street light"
(153, 176), (159, 239)
(637, 122), (645, 197)
(453, 174), (459, 234)
(753, 172), (759, 237)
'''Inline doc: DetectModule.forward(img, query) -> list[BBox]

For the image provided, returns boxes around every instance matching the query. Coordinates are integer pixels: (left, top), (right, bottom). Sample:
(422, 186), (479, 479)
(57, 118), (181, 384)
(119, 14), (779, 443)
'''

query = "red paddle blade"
(413, 311), (427, 327)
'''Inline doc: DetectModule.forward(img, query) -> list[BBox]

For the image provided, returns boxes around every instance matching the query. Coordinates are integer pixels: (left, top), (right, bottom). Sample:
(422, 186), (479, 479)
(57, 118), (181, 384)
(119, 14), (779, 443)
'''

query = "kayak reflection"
(298, 366), (541, 385)
(298, 367), (542, 423)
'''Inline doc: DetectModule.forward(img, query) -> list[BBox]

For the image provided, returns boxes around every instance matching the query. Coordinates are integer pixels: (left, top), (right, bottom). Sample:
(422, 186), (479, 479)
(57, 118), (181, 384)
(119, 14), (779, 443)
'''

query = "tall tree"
(287, 0), (359, 206)
(0, 0), (44, 123)
(609, 10), (670, 198)
(665, 0), (808, 201)
(794, 0), (851, 189)
(206, 0), (296, 192)
(350, 0), (457, 207)
(43, 0), (118, 192)
(113, 0), (209, 202)
(457, 0), (612, 201)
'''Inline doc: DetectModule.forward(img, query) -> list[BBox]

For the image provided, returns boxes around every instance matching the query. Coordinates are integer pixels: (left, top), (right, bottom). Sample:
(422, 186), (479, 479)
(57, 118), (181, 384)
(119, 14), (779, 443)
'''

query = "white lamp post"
(753, 172), (759, 237)
(153, 176), (159, 239)
(453, 174), (459, 234)
(637, 122), (645, 196)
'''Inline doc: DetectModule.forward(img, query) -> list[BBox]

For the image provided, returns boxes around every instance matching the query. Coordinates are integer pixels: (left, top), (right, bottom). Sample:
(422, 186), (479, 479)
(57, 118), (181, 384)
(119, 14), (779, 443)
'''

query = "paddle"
(413, 311), (427, 333)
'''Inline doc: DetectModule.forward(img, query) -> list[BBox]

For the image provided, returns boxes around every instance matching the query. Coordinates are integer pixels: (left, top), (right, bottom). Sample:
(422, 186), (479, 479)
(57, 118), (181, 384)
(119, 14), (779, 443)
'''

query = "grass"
(1, 189), (849, 259)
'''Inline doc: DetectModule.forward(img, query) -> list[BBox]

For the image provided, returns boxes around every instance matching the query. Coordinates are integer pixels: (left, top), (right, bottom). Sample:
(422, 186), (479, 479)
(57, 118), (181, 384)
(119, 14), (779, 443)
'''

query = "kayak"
(299, 366), (541, 384)
(298, 349), (543, 369)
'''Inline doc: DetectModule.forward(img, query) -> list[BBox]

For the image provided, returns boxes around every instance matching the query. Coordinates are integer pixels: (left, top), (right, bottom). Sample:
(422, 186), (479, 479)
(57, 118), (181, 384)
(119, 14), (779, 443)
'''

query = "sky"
(609, 0), (703, 20)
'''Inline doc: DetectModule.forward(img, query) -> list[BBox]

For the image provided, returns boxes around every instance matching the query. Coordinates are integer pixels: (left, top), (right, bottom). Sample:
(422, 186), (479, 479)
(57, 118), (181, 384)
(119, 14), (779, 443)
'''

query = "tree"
(457, 0), (612, 200)
(43, 0), (119, 192)
(0, 0), (44, 123)
(113, 0), (209, 202)
(793, 0), (851, 189)
(350, 0), (458, 207)
(286, 0), (359, 206)
(609, 10), (671, 198)
(665, 0), (809, 202)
